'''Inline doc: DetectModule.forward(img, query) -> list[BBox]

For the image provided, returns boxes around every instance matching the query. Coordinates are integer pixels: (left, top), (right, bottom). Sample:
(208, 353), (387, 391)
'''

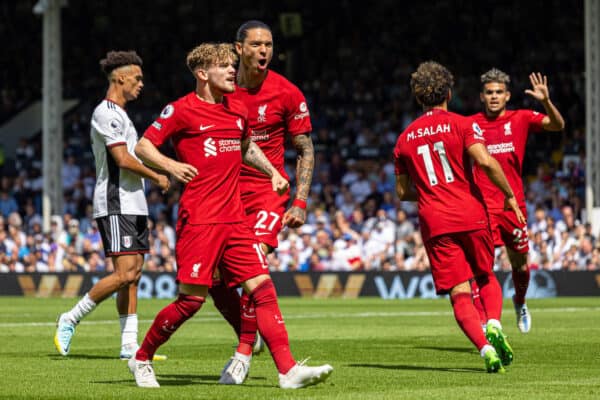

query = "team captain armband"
(292, 198), (307, 209)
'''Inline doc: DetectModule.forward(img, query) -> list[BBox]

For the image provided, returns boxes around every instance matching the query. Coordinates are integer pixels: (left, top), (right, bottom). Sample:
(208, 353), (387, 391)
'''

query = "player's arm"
(525, 72), (565, 131)
(108, 144), (170, 192)
(467, 143), (525, 223)
(395, 174), (417, 201)
(135, 137), (197, 184)
(241, 137), (289, 194)
(282, 133), (314, 228)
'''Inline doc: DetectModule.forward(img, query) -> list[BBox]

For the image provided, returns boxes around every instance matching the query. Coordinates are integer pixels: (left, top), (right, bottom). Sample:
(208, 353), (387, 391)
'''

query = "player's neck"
(485, 108), (506, 118)
(195, 84), (223, 104)
(237, 67), (267, 89)
(424, 104), (447, 112)
(105, 87), (127, 108)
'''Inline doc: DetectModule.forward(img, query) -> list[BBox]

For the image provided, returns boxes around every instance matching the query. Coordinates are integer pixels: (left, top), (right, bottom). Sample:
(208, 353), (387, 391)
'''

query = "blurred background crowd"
(1, 1), (598, 273)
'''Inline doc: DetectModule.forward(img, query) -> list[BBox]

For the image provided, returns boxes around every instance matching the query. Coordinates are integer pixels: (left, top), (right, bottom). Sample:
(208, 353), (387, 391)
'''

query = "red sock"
(450, 292), (488, 350)
(470, 280), (487, 325)
(236, 292), (257, 356)
(475, 273), (503, 321)
(250, 279), (296, 374)
(512, 268), (530, 305)
(209, 280), (241, 338)
(136, 294), (205, 361)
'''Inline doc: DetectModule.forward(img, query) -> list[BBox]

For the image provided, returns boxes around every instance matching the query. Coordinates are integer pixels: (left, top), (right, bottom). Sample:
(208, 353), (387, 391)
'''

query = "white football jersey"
(90, 99), (148, 217)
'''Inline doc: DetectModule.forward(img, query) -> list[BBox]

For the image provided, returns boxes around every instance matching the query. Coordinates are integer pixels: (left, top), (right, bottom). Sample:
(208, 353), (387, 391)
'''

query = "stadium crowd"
(1, 1), (597, 273)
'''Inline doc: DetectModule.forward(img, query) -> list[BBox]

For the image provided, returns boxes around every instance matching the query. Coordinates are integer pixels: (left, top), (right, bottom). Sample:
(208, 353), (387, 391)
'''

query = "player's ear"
(195, 68), (208, 81)
(234, 41), (243, 56)
(447, 89), (452, 103)
(480, 92), (485, 103)
(506, 90), (511, 102)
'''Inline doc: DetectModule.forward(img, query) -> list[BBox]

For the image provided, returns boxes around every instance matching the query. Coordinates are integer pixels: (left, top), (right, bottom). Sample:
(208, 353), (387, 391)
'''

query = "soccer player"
(208, 20), (316, 385)
(128, 42), (332, 389)
(54, 51), (170, 359)
(471, 69), (565, 333)
(394, 61), (525, 373)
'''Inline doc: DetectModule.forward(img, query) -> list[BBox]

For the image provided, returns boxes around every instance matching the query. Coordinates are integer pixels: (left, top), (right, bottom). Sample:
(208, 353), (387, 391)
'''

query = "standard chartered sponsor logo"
(487, 142), (515, 154)
(204, 137), (217, 157)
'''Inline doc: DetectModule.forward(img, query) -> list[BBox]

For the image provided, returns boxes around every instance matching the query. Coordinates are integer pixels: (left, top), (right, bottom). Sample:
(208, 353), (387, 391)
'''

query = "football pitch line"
(1, 306), (598, 328)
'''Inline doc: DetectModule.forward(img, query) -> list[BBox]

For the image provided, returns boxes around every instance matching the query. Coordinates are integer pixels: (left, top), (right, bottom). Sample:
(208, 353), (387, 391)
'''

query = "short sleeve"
(525, 109), (546, 133)
(91, 107), (127, 147)
(462, 118), (486, 149)
(393, 139), (407, 175)
(283, 84), (312, 136)
(144, 103), (181, 146)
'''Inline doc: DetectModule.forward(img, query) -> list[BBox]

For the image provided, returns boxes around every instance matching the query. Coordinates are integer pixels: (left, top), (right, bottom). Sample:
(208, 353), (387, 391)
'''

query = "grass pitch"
(0, 296), (598, 399)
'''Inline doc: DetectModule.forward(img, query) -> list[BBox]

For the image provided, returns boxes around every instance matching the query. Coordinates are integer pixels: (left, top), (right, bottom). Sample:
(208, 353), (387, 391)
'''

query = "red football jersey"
(228, 70), (312, 187)
(394, 109), (489, 241)
(144, 93), (250, 224)
(471, 110), (545, 211)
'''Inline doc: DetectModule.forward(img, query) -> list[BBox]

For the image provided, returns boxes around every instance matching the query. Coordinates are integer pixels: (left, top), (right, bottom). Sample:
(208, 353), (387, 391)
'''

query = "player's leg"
(129, 283), (206, 388)
(116, 254), (141, 359)
(241, 275), (333, 388)
(466, 228), (514, 366)
(220, 225), (332, 388)
(507, 249), (531, 332)
(500, 208), (532, 333)
(426, 232), (504, 373)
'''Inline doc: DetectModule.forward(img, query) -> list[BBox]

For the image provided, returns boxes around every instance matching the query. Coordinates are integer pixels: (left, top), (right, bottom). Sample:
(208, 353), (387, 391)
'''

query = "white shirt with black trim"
(90, 99), (148, 218)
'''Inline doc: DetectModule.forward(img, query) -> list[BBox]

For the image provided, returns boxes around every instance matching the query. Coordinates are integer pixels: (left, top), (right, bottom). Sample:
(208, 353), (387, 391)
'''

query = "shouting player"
(54, 51), (169, 360)
(394, 61), (524, 372)
(209, 20), (316, 385)
(127, 42), (332, 389)
(471, 68), (564, 333)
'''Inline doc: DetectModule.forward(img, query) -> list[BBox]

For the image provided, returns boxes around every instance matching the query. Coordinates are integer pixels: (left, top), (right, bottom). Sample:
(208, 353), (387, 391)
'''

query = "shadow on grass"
(48, 353), (116, 360)
(414, 346), (475, 354)
(349, 363), (482, 373)
(94, 374), (271, 387)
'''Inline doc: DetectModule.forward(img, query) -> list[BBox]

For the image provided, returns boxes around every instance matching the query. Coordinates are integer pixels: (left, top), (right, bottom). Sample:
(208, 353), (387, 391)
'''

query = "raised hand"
(524, 72), (549, 102)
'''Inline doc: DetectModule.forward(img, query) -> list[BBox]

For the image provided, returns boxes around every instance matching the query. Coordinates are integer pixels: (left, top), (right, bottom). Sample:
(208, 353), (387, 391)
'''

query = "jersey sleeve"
(283, 84), (312, 136)
(91, 108), (127, 147)
(525, 109), (546, 133)
(461, 117), (486, 149)
(143, 103), (181, 146)
(393, 138), (407, 175)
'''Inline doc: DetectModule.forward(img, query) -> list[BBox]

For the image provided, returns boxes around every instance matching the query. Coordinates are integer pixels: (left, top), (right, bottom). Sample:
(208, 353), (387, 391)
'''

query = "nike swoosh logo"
(255, 231), (270, 236)
(199, 124), (215, 131)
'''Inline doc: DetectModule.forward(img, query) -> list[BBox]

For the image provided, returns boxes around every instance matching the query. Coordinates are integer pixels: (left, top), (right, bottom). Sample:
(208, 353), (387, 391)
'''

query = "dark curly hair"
(99, 50), (143, 76)
(410, 61), (454, 107)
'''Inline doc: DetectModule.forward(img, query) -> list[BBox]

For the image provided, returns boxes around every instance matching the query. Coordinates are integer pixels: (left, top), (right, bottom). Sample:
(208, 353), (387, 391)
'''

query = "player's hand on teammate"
(524, 72), (549, 103)
(282, 206), (306, 228)
(504, 195), (526, 224)
(271, 172), (289, 196)
(156, 173), (170, 193)
(170, 161), (198, 184)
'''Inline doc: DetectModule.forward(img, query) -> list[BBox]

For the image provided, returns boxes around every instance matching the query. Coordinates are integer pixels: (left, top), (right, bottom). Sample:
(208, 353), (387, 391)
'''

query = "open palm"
(524, 72), (549, 102)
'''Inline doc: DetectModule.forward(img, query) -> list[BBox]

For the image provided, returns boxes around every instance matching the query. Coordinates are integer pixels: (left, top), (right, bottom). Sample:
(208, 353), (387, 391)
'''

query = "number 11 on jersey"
(417, 141), (455, 186)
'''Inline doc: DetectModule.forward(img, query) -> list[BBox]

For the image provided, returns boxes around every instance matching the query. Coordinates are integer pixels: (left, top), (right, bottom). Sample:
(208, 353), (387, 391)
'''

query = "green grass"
(0, 297), (599, 399)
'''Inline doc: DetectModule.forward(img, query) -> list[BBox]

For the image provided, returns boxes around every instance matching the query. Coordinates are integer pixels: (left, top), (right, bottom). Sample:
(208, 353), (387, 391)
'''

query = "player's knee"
(114, 268), (139, 287)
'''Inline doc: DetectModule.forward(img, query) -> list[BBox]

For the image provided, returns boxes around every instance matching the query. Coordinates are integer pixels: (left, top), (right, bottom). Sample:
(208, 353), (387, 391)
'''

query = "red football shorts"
(424, 228), (494, 295)
(241, 186), (290, 249)
(175, 221), (269, 288)
(488, 206), (529, 253)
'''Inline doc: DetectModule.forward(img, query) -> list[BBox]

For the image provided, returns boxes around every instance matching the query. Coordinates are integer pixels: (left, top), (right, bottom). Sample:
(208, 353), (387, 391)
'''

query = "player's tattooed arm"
(282, 133), (314, 228)
(242, 138), (274, 177)
(291, 133), (314, 203)
(242, 138), (289, 194)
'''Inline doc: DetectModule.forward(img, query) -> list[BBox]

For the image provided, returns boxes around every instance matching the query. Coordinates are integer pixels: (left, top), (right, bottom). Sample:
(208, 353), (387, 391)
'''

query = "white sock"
(480, 344), (495, 357)
(234, 351), (251, 363)
(120, 314), (138, 348)
(487, 319), (502, 330)
(65, 293), (96, 324)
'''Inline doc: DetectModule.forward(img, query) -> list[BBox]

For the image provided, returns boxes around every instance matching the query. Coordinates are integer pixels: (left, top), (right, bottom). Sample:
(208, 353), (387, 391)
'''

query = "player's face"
(207, 58), (237, 94)
(237, 28), (273, 73)
(480, 82), (510, 116)
(122, 65), (144, 101)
